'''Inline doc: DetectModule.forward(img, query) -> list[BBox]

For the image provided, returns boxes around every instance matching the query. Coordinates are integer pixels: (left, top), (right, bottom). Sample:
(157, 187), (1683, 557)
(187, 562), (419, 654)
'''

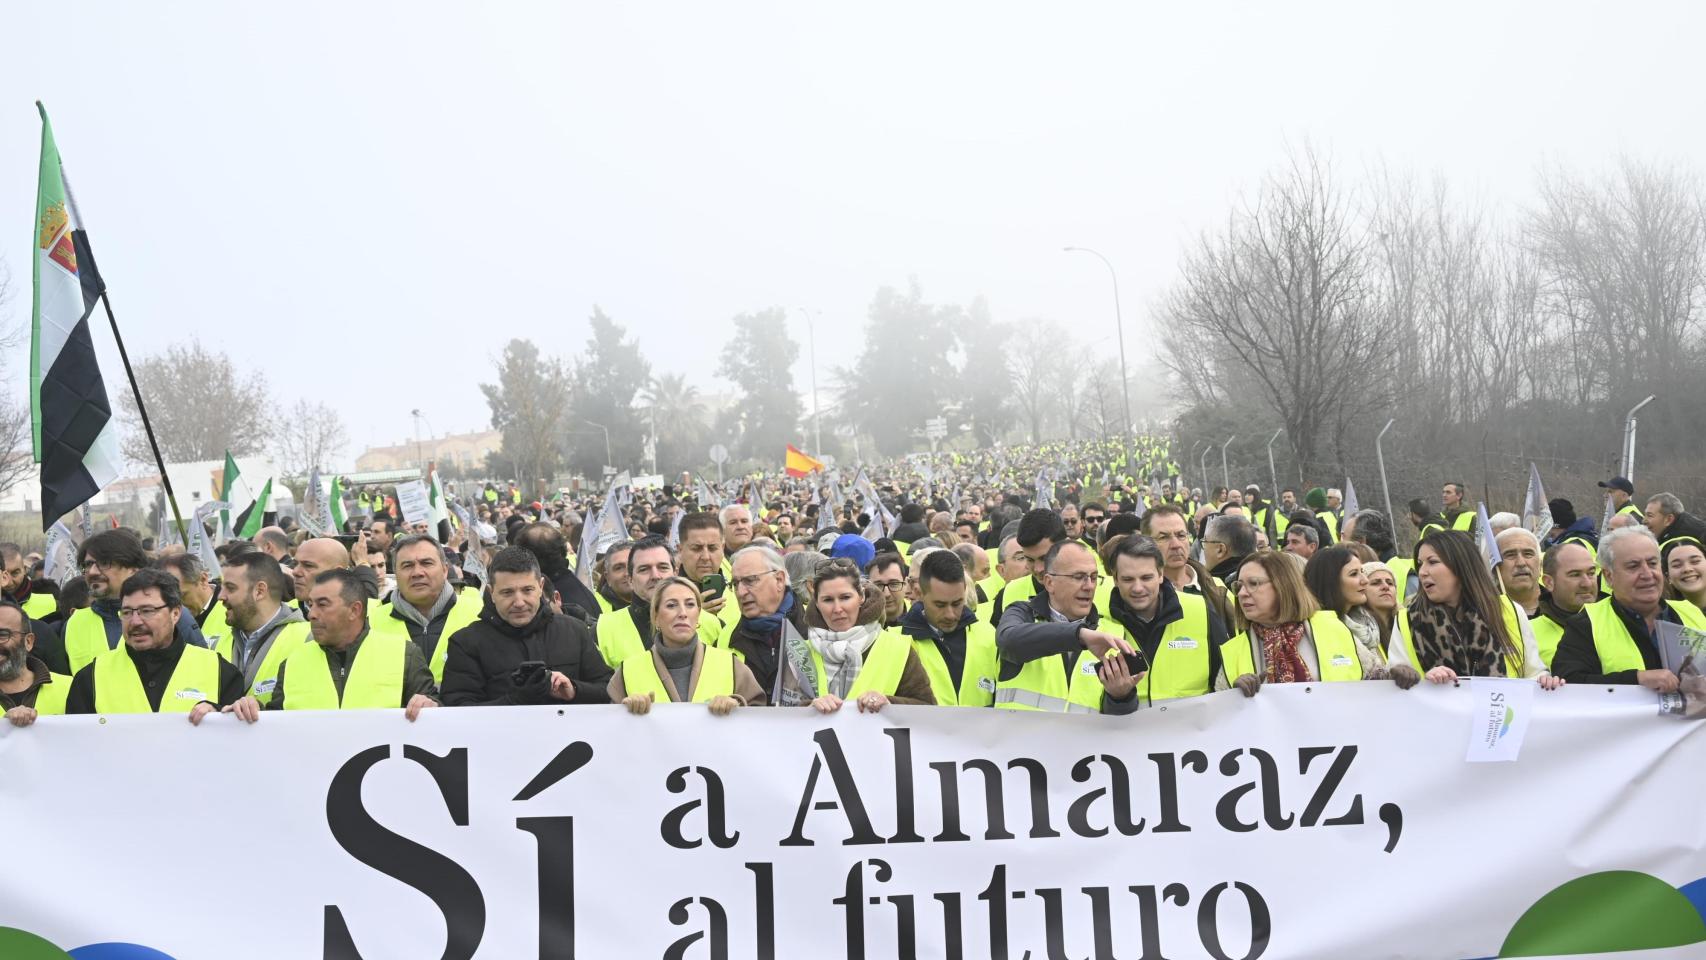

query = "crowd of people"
(3, 435), (1705, 728)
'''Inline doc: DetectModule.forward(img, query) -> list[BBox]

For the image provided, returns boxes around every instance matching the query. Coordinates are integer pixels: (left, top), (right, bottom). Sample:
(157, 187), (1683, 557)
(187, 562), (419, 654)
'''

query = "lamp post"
(585, 421), (612, 472)
(796, 307), (822, 456)
(1220, 435), (1237, 492)
(1064, 246), (1135, 477)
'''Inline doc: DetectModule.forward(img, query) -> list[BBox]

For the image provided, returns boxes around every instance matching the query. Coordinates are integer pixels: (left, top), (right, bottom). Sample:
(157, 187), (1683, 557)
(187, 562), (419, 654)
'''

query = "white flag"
(1342, 477), (1359, 517)
(1522, 464), (1553, 541)
(1477, 502), (1502, 574)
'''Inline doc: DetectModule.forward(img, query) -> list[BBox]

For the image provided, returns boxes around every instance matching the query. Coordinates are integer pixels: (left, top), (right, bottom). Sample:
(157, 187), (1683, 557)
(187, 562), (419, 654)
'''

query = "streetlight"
(1064, 246), (1135, 478)
(796, 307), (822, 456)
(585, 421), (612, 473)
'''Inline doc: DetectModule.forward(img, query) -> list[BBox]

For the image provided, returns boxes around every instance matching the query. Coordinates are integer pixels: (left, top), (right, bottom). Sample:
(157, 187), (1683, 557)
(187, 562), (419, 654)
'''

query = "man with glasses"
(1080, 503), (1107, 543)
(38, 529), (206, 678)
(1, 601), (70, 725)
(994, 540), (1136, 714)
(64, 569), (241, 721)
(1201, 515), (1258, 592)
(1141, 503), (1238, 631)
(866, 552), (909, 623)
(726, 544), (809, 700)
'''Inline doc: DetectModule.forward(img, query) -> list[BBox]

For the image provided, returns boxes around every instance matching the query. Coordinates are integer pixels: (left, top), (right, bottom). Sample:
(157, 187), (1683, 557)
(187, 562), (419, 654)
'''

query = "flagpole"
(57, 162), (189, 545)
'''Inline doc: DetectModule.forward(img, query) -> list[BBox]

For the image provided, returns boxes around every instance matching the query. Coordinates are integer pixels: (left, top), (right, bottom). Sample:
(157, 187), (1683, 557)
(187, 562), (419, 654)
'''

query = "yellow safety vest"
(891, 621), (998, 707)
(198, 601), (230, 653)
(1387, 557), (1417, 608)
(980, 575), (1038, 628)
(595, 592), (615, 616)
(64, 607), (117, 677)
(1222, 611), (1364, 683)
(33, 673), (72, 715)
(215, 619), (313, 705)
(993, 644), (1106, 714)
(1580, 598), (1703, 675)
(1449, 511), (1475, 532)
(19, 592), (56, 621)
(619, 645), (735, 704)
(1394, 596), (1528, 677)
(93, 644), (222, 714)
(1319, 511), (1339, 544)
(368, 588), (485, 683)
(281, 635), (407, 710)
(809, 629), (911, 699)
(596, 603), (722, 669)
(1675, 601), (1706, 631)
(1531, 612), (1567, 669)
(1106, 591), (1212, 704)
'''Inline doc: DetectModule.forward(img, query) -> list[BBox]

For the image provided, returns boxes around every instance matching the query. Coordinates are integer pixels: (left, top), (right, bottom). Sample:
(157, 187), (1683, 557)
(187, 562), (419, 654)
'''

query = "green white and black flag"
(30, 104), (122, 530)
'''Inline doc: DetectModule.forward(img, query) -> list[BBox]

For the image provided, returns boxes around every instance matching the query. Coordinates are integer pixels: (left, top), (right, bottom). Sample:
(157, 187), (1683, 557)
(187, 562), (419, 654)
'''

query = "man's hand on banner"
(223, 696), (262, 723)
(1639, 669), (1680, 694)
(5, 705), (36, 727)
(404, 694), (438, 722)
(188, 702), (217, 726)
(1233, 673), (1261, 698)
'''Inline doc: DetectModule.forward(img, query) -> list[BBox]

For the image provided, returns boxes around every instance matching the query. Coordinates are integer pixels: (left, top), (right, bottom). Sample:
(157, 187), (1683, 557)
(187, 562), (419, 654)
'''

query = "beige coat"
(607, 641), (769, 706)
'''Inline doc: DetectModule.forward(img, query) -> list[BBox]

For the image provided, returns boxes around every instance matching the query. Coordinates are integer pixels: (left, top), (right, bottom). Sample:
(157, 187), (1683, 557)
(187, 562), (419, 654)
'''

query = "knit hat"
(1305, 487), (1329, 510)
(1548, 498), (1576, 528)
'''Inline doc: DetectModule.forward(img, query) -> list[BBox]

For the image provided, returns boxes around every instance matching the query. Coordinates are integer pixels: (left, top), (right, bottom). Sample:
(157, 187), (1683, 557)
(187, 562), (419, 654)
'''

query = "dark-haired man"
(887, 549), (997, 706)
(65, 569), (240, 721)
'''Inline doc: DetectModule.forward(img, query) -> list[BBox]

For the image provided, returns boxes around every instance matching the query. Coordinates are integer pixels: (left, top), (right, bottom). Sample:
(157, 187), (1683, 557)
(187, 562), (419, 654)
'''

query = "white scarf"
(808, 622), (884, 699)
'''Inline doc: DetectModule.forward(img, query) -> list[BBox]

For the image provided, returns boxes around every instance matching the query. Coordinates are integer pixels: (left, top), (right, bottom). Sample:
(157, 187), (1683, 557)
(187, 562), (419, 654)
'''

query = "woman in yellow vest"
(1662, 538), (1706, 629)
(608, 577), (765, 715)
(1386, 531), (1563, 690)
(1219, 550), (1369, 695)
(804, 559), (935, 713)
(1303, 545), (1390, 678)
(1359, 560), (1401, 656)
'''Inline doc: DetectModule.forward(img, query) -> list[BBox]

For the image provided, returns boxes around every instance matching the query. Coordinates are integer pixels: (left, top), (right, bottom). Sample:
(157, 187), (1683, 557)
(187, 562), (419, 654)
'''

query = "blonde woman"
(609, 577), (766, 714)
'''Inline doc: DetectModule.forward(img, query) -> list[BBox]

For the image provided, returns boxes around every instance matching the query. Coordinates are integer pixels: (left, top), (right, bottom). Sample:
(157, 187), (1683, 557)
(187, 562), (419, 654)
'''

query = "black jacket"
(1103, 580), (1228, 705)
(1657, 512), (1706, 547)
(440, 600), (612, 706)
(1550, 599), (1682, 685)
(728, 591), (810, 698)
(64, 635), (244, 713)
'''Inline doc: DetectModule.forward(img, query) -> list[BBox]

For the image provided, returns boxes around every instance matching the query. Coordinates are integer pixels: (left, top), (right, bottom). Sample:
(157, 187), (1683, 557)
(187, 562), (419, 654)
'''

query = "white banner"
(4, 685), (1706, 959)
(395, 479), (431, 526)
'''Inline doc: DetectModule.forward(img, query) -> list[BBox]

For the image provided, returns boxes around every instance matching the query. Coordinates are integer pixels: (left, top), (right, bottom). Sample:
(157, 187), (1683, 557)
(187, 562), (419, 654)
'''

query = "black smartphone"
(1096, 651), (1147, 677)
(699, 573), (727, 596)
(334, 533), (361, 548)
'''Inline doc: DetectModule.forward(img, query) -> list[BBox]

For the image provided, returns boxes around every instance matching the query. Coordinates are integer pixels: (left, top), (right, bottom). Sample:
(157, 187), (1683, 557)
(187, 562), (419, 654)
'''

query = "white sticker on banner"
(1465, 678), (1535, 763)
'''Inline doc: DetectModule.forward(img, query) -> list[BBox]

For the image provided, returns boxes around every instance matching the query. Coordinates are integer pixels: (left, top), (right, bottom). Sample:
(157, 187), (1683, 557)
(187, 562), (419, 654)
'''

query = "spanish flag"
(785, 444), (824, 478)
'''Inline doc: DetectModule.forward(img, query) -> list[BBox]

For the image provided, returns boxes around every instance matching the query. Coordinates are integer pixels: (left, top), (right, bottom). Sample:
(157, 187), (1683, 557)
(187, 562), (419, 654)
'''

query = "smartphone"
(1095, 651), (1147, 677)
(699, 573), (727, 596)
(334, 533), (361, 548)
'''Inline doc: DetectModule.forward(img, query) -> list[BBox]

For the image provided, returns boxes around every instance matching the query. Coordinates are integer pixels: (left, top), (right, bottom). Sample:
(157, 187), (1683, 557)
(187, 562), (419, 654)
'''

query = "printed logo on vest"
(174, 689), (207, 700)
(255, 678), (278, 695)
(1329, 655), (1353, 668)
(1080, 659), (1099, 675)
(977, 677), (996, 693)
(1167, 638), (1199, 649)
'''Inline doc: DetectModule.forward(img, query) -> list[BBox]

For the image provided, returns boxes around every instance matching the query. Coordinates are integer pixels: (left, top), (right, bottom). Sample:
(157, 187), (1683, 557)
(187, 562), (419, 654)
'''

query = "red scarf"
(1254, 621), (1312, 684)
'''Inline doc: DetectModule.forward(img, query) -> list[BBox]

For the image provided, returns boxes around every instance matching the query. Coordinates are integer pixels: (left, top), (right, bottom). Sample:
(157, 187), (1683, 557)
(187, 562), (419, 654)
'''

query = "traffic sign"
(709, 444), (729, 464)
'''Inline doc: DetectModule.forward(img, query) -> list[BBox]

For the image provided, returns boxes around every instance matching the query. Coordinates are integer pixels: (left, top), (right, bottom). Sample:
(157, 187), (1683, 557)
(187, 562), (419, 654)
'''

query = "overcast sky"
(3, 1), (1702, 470)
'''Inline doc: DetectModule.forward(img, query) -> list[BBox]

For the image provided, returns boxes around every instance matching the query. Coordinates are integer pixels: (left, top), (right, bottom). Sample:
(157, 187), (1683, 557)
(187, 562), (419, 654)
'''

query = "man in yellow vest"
(886, 549), (997, 706)
(65, 569), (241, 722)
(987, 509), (1065, 626)
(1, 602), (71, 726)
(156, 552), (228, 654)
(594, 539), (637, 615)
(1530, 541), (1599, 668)
(224, 568), (439, 721)
(1100, 536), (1227, 709)
(720, 504), (755, 557)
(596, 536), (720, 667)
(1495, 528), (1544, 620)
(1441, 482), (1477, 534)
(0, 542), (56, 622)
(993, 540), (1136, 714)
(367, 535), (484, 683)
(1142, 504), (1238, 632)
(42, 530), (206, 678)
(678, 512), (736, 632)
(215, 552), (310, 706)
(1599, 476), (1646, 524)
(1551, 527), (1687, 690)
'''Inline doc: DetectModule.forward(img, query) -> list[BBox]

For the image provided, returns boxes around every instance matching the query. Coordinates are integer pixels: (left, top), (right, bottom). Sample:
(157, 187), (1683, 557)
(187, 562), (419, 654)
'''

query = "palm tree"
(642, 373), (708, 474)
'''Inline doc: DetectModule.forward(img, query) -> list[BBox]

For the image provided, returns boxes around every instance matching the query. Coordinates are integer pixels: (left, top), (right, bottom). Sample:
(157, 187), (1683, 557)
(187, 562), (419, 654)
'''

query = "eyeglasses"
(82, 558), (116, 571)
(733, 572), (780, 593)
(118, 604), (170, 620)
(871, 579), (906, 592)
(1241, 577), (1272, 590)
(1047, 571), (1103, 586)
(0, 628), (23, 642)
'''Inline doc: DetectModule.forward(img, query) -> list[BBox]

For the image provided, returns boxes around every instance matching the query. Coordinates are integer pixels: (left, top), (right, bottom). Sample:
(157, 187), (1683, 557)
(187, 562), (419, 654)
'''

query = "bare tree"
(274, 400), (349, 477)
(1007, 320), (1066, 444)
(117, 340), (272, 466)
(1160, 147), (1389, 467)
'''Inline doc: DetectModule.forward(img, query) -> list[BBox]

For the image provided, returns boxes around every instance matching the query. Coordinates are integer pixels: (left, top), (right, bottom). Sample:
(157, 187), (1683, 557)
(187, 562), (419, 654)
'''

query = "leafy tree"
(838, 282), (961, 457)
(958, 296), (1013, 446)
(117, 340), (272, 465)
(481, 338), (569, 486)
(566, 307), (650, 476)
(642, 372), (708, 475)
(717, 308), (802, 463)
